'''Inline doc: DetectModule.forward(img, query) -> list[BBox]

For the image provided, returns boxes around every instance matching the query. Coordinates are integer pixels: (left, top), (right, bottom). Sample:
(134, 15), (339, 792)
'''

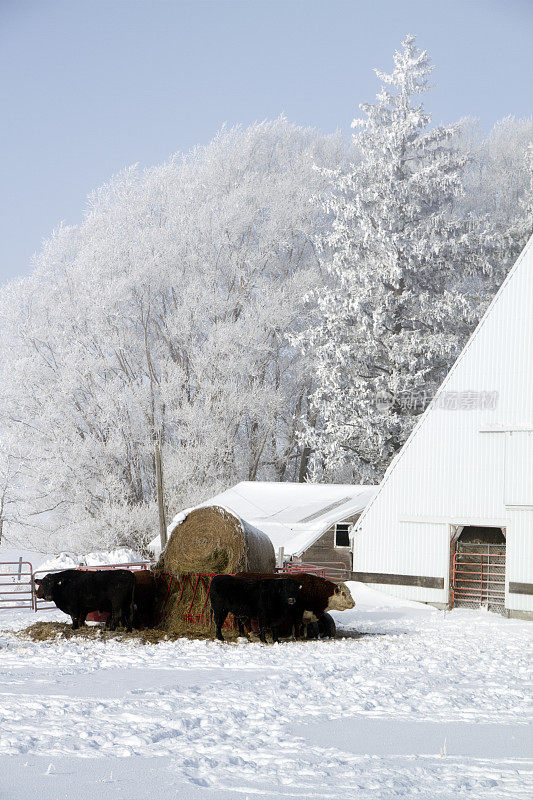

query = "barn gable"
(354, 236), (533, 617)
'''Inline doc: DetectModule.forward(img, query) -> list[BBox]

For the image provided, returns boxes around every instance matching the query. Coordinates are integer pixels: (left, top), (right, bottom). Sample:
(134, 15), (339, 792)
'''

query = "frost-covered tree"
(0, 119), (346, 551)
(298, 35), (494, 484)
(0, 450), (21, 547)
(513, 141), (533, 245)
(0, 427), (39, 548)
(459, 115), (533, 294)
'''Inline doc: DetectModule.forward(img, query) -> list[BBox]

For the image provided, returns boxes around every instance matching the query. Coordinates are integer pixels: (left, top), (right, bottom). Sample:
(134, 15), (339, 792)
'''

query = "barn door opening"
(452, 527), (506, 613)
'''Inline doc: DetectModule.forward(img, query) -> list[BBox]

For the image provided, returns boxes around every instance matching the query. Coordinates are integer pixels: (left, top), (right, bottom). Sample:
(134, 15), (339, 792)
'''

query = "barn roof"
(192, 482), (377, 557)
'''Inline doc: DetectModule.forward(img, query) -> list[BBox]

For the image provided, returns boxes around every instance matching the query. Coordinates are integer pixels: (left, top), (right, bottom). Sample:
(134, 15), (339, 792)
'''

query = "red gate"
(451, 543), (505, 612)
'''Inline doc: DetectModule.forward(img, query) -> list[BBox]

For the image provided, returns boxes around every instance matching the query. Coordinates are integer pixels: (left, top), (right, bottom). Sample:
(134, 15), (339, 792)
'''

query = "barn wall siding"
(355, 521), (450, 603)
(354, 237), (533, 614)
(505, 507), (533, 612)
(359, 583), (448, 605)
(505, 432), (533, 506)
(352, 572), (444, 589)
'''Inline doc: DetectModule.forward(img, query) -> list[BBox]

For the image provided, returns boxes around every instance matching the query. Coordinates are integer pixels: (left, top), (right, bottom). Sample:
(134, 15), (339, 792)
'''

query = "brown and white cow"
(236, 572), (354, 635)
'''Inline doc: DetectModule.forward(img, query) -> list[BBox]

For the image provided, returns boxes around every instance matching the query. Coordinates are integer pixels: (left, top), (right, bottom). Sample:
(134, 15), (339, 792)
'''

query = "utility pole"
(154, 431), (167, 551)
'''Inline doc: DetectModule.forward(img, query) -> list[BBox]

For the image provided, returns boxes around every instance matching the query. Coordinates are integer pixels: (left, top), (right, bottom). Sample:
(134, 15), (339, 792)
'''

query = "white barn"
(353, 236), (533, 619)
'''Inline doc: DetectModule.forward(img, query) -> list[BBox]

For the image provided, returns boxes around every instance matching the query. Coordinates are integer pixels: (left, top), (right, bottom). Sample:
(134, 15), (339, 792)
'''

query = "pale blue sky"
(1, 0), (532, 284)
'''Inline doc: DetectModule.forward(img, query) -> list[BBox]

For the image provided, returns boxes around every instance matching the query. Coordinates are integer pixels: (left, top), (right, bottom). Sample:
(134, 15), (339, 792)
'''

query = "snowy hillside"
(0, 583), (531, 799)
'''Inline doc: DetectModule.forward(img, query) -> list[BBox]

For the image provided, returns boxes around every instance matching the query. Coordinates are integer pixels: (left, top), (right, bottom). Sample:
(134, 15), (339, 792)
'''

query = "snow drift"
(36, 548), (143, 575)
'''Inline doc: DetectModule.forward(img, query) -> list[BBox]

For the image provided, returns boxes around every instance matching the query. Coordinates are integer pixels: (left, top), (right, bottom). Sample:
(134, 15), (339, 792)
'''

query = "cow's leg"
(305, 622), (319, 640)
(257, 614), (268, 643)
(236, 616), (253, 637)
(107, 607), (118, 631)
(271, 625), (279, 643)
(214, 610), (227, 641)
(118, 589), (134, 633)
(71, 605), (81, 629)
(125, 603), (133, 633)
(126, 585), (134, 632)
(290, 620), (302, 639)
(320, 613), (336, 639)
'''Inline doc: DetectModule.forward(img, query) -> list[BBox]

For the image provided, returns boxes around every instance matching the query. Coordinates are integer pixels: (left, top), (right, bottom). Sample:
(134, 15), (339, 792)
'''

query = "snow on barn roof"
(185, 482), (377, 557)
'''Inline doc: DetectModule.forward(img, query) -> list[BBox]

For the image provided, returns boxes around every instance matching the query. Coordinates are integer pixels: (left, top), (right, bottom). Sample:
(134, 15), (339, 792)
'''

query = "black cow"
(132, 570), (158, 629)
(209, 575), (302, 643)
(34, 569), (135, 631)
(236, 572), (353, 639)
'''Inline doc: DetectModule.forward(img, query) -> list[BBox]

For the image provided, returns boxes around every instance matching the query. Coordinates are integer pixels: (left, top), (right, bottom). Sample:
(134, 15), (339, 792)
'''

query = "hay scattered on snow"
(16, 620), (349, 644)
(17, 620), (241, 643)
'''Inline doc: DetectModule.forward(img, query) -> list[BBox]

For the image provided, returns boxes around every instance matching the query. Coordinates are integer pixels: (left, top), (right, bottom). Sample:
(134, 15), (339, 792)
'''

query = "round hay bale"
(158, 505), (276, 576)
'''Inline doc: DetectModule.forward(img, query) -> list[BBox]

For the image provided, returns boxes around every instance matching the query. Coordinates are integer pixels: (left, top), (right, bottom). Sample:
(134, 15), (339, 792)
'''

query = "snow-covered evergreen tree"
(298, 35), (491, 484)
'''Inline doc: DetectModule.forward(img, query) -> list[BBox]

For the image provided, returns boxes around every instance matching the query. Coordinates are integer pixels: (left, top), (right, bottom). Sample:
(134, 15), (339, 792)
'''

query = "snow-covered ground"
(0, 583), (531, 799)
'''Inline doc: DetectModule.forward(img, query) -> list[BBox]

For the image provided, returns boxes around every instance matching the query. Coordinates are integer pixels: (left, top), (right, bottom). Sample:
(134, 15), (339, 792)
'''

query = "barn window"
(334, 523), (351, 547)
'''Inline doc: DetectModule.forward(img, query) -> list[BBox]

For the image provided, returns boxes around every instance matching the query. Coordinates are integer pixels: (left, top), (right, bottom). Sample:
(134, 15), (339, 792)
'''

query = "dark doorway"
(451, 527), (506, 613)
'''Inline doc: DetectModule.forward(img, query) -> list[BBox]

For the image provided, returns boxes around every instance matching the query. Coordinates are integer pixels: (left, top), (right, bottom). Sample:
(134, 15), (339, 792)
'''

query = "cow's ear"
(34, 578), (41, 585)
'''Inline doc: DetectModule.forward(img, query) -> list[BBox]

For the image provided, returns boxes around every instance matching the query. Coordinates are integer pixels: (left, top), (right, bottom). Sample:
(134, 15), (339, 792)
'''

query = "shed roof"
(150, 482), (377, 558)
(190, 482), (377, 557)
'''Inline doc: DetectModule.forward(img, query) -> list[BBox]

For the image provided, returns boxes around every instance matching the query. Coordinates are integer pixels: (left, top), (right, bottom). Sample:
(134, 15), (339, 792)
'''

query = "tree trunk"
(298, 408), (318, 482)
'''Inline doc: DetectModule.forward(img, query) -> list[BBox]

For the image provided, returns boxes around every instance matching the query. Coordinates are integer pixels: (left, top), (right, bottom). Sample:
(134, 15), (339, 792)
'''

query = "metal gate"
(452, 543), (506, 612)
(0, 561), (34, 611)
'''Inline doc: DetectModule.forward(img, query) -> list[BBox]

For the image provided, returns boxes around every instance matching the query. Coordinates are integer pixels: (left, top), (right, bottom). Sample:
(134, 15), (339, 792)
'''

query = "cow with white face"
(325, 581), (355, 613)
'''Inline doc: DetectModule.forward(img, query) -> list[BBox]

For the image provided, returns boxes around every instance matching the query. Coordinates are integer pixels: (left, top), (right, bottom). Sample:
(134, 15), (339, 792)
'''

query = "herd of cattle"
(34, 568), (355, 642)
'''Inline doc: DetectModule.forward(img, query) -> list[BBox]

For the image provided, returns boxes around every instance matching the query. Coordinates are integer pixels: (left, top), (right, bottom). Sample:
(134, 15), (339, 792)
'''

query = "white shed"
(354, 236), (533, 619)
(154, 482), (377, 575)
